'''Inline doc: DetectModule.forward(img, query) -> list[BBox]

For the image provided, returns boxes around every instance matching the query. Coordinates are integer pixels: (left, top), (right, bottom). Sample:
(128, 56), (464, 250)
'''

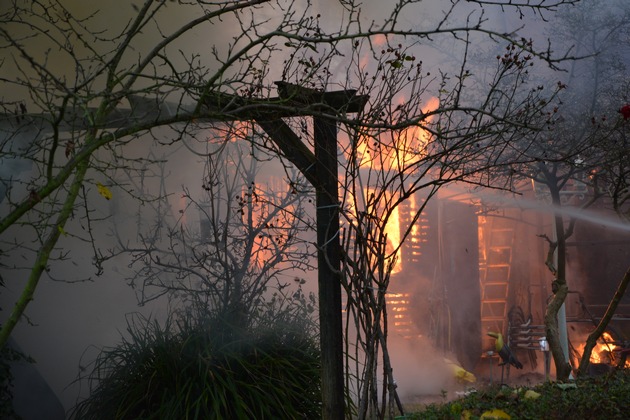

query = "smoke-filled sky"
(2, 0), (629, 414)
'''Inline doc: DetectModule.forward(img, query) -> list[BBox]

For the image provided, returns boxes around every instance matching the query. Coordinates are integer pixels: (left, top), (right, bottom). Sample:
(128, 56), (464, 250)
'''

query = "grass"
(407, 369), (630, 419)
(70, 311), (321, 419)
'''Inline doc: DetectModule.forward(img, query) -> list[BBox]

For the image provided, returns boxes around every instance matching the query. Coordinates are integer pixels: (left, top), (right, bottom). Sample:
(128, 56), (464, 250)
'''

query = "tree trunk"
(543, 179), (573, 381)
(544, 282), (572, 380)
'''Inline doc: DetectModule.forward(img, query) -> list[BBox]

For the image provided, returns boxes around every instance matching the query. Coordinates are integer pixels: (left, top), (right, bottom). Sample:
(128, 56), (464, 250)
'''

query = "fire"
(353, 187), (403, 274)
(372, 34), (387, 46)
(578, 332), (630, 367)
(589, 332), (615, 364)
(229, 95), (438, 276)
(384, 204), (401, 274)
(346, 97), (438, 275)
(359, 34), (388, 68)
(354, 96), (439, 172)
(209, 121), (251, 144)
(227, 121), (251, 142)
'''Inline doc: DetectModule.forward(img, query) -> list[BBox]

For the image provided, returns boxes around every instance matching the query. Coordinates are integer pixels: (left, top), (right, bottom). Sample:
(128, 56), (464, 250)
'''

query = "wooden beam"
(255, 119), (318, 187)
(275, 81), (369, 113)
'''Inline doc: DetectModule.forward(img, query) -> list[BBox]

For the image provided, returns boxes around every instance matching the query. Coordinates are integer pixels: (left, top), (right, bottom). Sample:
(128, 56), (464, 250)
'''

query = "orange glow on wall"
(241, 179), (296, 269)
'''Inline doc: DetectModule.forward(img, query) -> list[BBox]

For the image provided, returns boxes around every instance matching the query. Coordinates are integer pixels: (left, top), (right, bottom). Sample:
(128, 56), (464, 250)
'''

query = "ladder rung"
(481, 298), (507, 304)
(483, 281), (509, 286)
(486, 263), (511, 268)
(482, 316), (506, 322)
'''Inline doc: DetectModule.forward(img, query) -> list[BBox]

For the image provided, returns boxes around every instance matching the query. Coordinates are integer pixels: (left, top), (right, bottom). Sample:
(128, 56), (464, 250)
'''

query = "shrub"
(409, 369), (630, 420)
(71, 309), (321, 419)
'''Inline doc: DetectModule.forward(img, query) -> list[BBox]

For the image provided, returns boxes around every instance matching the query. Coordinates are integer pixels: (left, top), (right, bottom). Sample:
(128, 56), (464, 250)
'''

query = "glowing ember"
(387, 292), (414, 335)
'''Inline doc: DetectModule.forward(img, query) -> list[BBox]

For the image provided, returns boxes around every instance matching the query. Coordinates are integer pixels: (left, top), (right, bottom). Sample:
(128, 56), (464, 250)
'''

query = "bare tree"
(110, 124), (316, 331)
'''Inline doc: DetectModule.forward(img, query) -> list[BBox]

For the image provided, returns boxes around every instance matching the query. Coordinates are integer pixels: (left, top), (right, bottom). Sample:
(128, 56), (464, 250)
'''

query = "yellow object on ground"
(444, 358), (476, 383)
(480, 408), (511, 419)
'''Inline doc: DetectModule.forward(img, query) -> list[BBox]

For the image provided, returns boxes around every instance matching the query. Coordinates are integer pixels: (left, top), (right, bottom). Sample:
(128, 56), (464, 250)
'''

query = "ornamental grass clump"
(71, 310), (321, 419)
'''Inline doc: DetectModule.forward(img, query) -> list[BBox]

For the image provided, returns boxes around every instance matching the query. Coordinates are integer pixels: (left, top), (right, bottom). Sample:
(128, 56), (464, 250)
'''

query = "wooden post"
(314, 115), (344, 419)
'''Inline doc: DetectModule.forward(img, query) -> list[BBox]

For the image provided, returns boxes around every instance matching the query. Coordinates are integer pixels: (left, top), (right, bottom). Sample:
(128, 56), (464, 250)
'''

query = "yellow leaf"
(524, 390), (541, 399)
(97, 183), (112, 200)
(57, 225), (67, 236)
(480, 409), (511, 419)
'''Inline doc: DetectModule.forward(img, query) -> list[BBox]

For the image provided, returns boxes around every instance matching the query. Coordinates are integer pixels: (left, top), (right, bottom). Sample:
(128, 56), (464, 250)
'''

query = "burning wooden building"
(383, 178), (630, 378)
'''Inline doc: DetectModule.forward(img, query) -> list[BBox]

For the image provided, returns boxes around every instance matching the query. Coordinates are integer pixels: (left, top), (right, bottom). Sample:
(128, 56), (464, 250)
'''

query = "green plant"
(71, 308), (321, 419)
(409, 369), (630, 420)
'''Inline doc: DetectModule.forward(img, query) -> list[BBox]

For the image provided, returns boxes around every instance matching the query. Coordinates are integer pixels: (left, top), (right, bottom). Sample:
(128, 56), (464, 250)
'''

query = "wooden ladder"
(479, 217), (515, 349)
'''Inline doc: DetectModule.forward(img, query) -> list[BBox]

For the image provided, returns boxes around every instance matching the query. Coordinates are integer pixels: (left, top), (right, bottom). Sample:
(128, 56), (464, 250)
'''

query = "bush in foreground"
(71, 311), (321, 419)
(410, 369), (630, 420)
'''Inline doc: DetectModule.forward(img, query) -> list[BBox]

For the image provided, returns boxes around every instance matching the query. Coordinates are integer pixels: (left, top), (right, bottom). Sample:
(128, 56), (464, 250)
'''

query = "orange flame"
(347, 98), (438, 274)
(372, 34), (387, 46)
(355, 97), (439, 172)
(590, 332), (615, 364)
(578, 332), (630, 367)
(384, 204), (401, 274)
